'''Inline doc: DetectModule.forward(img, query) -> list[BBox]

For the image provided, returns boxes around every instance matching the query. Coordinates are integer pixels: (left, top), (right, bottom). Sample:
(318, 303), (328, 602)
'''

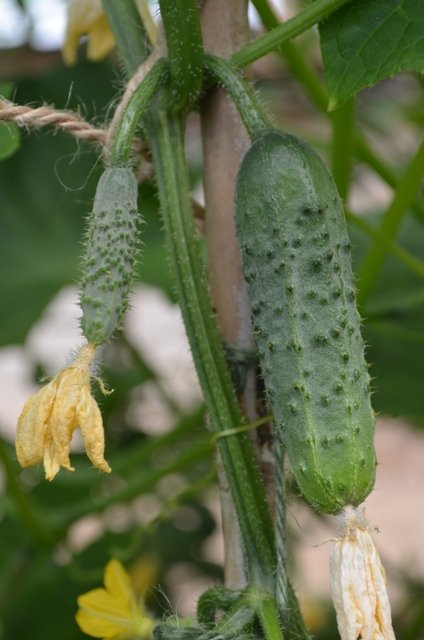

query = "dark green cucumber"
(80, 167), (140, 345)
(235, 129), (376, 514)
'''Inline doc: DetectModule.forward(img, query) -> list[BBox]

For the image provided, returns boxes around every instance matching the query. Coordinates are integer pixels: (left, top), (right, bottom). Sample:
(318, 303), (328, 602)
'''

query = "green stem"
(204, 55), (270, 139)
(145, 110), (275, 587)
(357, 138), (424, 306)
(110, 58), (168, 166)
(250, 0), (328, 111)
(214, 414), (273, 440)
(355, 136), (424, 222)
(331, 98), (355, 201)
(0, 439), (52, 545)
(158, 0), (203, 112)
(231, 0), (352, 68)
(257, 595), (285, 640)
(346, 210), (424, 282)
(101, 0), (152, 76)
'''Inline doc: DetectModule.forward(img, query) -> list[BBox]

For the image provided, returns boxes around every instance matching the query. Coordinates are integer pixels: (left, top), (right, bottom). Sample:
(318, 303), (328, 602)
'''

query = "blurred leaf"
(1, 547), (86, 640)
(320, 0), (424, 108)
(0, 132), (99, 346)
(0, 83), (20, 161)
(350, 213), (424, 422)
(0, 61), (173, 346)
(0, 122), (20, 161)
(22, 404), (208, 533)
(0, 516), (34, 620)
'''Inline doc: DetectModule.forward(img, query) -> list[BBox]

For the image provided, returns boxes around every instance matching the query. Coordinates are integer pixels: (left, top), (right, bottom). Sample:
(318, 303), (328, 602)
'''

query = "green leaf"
(0, 83), (20, 160)
(0, 133), (99, 345)
(350, 213), (424, 422)
(320, 0), (424, 108)
(0, 122), (20, 161)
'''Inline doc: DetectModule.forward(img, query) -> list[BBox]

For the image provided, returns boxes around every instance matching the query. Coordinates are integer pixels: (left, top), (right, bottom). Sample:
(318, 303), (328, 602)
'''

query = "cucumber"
(235, 130), (376, 514)
(80, 167), (140, 345)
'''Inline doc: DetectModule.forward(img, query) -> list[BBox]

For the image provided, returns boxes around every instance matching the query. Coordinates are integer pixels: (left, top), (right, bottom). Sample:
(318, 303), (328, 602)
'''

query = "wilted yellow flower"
(16, 343), (111, 481)
(62, 0), (115, 65)
(76, 559), (155, 640)
(330, 506), (395, 640)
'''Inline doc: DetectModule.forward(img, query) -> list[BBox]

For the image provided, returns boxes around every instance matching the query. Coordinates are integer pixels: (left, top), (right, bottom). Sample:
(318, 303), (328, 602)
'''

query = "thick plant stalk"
(145, 110), (275, 587)
(158, 0), (203, 112)
(200, 0), (259, 589)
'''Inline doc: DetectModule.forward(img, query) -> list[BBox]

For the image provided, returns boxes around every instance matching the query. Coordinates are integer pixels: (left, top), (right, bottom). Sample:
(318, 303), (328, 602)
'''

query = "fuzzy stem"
(158, 0), (204, 112)
(204, 54), (270, 139)
(146, 110), (276, 585)
(110, 57), (168, 166)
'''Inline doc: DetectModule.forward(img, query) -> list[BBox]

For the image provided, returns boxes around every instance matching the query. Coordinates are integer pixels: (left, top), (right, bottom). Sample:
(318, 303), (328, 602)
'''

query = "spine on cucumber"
(80, 167), (140, 345)
(235, 130), (376, 514)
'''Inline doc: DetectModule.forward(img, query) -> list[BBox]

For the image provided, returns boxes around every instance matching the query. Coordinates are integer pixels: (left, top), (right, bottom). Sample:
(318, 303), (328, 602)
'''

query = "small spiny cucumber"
(235, 130), (376, 514)
(80, 167), (141, 345)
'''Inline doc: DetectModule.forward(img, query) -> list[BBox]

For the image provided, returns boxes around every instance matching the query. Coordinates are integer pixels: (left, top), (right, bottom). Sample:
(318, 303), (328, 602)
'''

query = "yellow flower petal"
(85, 16), (115, 62)
(129, 557), (158, 598)
(76, 560), (154, 640)
(104, 560), (137, 609)
(77, 589), (134, 637)
(62, 0), (115, 65)
(48, 368), (83, 470)
(15, 344), (111, 480)
(16, 380), (57, 467)
(77, 384), (111, 474)
(330, 506), (395, 640)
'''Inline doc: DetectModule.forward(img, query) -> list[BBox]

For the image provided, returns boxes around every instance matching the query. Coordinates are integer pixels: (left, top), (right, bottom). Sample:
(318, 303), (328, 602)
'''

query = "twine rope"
(0, 50), (165, 173)
(0, 99), (108, 144)
(0, 96), (151, 177)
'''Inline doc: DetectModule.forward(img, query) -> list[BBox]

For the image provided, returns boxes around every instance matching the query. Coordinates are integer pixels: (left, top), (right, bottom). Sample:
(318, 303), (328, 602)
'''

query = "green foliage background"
(1, 1), (424, 638)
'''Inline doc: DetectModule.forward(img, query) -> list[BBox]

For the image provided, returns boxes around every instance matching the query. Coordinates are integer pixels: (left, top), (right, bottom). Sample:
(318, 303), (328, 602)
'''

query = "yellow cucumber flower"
(62, 0), (115, 65)
(330, 506), (395, 640)
(16, 343), (111, 481)
(62, 0), (157, 66)
(76, 559), (155, 640)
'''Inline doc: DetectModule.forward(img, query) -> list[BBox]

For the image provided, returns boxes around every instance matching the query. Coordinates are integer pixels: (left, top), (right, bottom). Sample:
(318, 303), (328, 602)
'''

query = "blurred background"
(0, 1), (424, 638)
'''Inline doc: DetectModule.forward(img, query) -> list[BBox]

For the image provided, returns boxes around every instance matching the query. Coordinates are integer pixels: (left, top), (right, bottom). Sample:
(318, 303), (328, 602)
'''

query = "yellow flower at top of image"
(15, 343), (111, 481)
(76, 559), (155, 640)
(62, 0), (158, 66)
(62, 0), (115, 65)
